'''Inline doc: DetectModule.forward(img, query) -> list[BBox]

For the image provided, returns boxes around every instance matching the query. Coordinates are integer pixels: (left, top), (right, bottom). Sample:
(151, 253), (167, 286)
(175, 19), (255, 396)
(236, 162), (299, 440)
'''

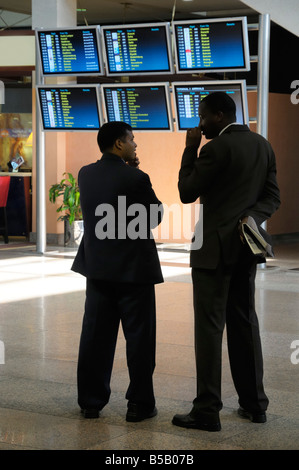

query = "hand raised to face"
(185, 126), (202, 148)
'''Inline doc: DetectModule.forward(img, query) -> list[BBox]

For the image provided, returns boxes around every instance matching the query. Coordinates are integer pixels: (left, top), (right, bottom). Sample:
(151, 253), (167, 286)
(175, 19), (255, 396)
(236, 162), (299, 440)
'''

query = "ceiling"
(0, 0), (259, 28)
(0, 0), (260, 84)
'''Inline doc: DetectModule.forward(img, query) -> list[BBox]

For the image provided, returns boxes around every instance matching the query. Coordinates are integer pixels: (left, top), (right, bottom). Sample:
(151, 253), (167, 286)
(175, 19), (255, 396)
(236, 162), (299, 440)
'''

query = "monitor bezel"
(101, 82), (174, 132)
(101, 22), (174, 76)
(172, 79), (249, 132)
(36, 84), (103, 132)
(35, 25), (105, 77)
(172, 16), (250, 74)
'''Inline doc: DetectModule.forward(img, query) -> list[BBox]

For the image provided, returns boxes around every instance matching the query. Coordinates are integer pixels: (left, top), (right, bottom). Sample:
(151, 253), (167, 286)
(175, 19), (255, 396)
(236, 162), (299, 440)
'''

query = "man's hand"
(127, 156), (140, 168)
(238, 216), (249, 244)
(186, 126), (202, 148)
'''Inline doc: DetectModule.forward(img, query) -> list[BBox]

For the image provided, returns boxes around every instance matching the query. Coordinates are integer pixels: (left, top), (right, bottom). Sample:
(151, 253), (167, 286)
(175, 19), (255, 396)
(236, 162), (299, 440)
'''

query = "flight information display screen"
(173, 17), (250, 73)
(172, 80), (249, 131)
(36, 27), (103, 75)
(101, 83), (173, 131)
(102, 22), (173, 75)
(37, 86), (102, 131)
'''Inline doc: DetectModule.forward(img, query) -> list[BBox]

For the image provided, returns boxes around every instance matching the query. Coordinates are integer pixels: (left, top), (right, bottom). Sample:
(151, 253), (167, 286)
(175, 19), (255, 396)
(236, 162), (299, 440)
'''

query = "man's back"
(179, 125), (280, 268)
(197, 125), (279, 225)
(72, 152), (163, 284)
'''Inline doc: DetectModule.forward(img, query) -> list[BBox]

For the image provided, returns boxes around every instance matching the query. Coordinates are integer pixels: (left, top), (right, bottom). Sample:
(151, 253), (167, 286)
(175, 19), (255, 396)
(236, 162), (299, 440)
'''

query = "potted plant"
(49, 172), (83, 247)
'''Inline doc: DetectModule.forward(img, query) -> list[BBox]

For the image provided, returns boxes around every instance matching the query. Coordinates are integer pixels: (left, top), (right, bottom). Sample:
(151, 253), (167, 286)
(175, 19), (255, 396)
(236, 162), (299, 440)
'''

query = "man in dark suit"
(172, 92), (280, 432)
(72, 121), (163, 421)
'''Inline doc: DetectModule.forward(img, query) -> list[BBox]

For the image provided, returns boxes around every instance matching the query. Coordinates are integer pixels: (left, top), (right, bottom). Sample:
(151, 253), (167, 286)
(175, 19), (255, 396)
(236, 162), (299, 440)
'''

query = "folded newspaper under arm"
(240, 216), (274, 258)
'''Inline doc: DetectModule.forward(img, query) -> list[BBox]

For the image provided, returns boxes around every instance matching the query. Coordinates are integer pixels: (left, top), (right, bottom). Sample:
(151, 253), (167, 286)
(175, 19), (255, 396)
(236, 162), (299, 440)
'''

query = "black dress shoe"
(172, 413), (221, 432)
(126, 403), (157, 422)
(81, 408), (100, 419)
(238, 407), (267, 423)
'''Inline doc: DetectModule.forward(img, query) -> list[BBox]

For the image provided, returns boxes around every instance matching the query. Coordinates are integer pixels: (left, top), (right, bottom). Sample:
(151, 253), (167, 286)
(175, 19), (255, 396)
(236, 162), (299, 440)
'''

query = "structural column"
(256, 13), (271, 238)
(257, 13), (271, 139)
(32, 0), (77, 254)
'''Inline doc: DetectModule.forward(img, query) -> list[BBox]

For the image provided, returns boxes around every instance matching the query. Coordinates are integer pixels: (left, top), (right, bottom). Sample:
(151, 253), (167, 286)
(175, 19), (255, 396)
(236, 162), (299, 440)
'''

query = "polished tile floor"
(0, 239), (298, 451)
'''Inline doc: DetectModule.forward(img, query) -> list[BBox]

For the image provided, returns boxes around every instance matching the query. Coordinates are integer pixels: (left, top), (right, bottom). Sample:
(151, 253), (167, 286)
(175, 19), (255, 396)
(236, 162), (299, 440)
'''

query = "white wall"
(0, 36), (35, 66)
(241, 0), (299, 36)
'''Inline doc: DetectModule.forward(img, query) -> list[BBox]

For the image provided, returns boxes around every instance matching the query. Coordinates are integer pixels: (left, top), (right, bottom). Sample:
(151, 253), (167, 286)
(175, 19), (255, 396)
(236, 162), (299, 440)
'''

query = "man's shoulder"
(77, 162), (96, 180)
(78, 158), (150, 183)
(222, 126), (272, 150)
(209, 125), (269, 146)
(79, 161), (99, 174)
(125, 166), (151, 186)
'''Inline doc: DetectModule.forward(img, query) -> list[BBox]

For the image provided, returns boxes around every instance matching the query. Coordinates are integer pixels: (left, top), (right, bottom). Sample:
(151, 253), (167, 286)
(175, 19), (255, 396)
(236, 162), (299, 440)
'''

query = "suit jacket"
(71, 152), (164, 284)
(178, 124), (281, 268)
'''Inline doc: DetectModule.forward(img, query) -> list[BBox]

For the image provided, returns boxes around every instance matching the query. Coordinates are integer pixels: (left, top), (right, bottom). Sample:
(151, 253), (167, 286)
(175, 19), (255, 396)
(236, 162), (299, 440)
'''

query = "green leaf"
(49, 172), (81, 224)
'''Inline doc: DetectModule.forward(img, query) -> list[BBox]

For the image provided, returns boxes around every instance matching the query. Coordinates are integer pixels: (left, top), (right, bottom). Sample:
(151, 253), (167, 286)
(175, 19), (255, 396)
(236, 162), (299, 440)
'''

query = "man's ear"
(215, 111), (224, 122)
(114, 138), (123, 150)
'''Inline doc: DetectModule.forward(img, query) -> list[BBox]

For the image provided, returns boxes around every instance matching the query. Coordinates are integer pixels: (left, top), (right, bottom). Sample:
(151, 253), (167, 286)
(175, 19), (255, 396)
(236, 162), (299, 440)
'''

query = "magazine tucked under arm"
(240, 216), (274, 258)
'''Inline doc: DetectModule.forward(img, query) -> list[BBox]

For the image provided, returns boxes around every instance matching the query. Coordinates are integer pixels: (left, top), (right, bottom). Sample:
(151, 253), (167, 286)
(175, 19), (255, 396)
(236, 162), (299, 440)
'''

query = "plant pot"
(64, 219), (84, 248)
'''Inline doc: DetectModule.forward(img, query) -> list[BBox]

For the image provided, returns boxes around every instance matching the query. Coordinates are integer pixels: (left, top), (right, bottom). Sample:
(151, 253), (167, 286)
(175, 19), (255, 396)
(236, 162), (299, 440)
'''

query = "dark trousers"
(77, 279), (156, 411)
(191, 249), (269, 423)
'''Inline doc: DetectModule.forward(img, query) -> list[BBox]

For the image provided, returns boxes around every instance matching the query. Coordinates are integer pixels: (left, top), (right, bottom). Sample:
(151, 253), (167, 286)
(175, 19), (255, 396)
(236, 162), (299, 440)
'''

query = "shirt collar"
(101, 152), (126, 164)
(219, 122), (242, 135)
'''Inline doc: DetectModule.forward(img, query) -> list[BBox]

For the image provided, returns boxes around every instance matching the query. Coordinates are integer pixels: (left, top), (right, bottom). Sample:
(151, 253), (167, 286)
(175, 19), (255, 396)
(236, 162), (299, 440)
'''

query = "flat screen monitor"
(37, 85), (102, 131)
(36, 26), (104, 76)
(172, 80), (249, 131)
(173, 17), (250, 73)
(101, 83), (173, 131)
(101, 22), (173, 76)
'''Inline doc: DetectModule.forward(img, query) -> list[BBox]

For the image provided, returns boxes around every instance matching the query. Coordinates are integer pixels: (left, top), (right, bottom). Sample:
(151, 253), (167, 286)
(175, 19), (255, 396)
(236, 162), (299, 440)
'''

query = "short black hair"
(97, 121), (132, 153)
(200, 91), (236, 118)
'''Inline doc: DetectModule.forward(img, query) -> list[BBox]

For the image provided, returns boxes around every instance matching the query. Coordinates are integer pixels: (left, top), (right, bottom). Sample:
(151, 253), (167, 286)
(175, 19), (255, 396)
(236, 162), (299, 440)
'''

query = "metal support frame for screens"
(257, 14), (270, 140)
(35, 34), (46, 255)
(257, 14), (270, 266)
(34, 14), (271, 255)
